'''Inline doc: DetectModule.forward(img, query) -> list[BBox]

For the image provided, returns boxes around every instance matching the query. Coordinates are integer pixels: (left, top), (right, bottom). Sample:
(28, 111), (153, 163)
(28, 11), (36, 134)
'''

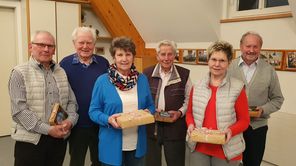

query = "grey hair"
(240, 31), (263, 47)
(156, 40), (177, 55)
(72, 27), (96, 42)
(207, 40), (233, 61)
(31, 30), (55, 44)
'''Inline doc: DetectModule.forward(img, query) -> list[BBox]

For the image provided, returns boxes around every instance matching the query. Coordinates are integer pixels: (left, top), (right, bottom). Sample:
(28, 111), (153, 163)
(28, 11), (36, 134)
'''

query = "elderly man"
(143, 40), (192, 166)
(9, 30), (78, 166)
(228, 31), (284, 166)
(60, 27), (109, 166)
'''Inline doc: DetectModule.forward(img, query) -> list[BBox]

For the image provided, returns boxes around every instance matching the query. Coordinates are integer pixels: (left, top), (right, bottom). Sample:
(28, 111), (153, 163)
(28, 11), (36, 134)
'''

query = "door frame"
(0, 1), (24, 64)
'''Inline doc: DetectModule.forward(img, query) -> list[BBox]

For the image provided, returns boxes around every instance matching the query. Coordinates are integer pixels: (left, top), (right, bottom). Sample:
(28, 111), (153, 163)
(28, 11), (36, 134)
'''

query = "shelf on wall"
(96, 36), (112, 42)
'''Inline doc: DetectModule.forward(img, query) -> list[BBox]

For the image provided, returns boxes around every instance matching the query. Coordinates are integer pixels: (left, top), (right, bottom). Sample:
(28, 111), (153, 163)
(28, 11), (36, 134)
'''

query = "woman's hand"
(223, 128), (232, 143)
(187, 124), (195, 136)
(143, 109), (151, 114)
(108, 113), (121, 128)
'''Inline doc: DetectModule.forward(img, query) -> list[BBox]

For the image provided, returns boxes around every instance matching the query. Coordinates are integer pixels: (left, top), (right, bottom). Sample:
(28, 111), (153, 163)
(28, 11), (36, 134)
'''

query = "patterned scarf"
(108, 63), (139, 91)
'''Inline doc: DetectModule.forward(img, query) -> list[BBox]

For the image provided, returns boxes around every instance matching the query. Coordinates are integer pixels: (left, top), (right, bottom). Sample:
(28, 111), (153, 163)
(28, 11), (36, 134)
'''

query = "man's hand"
(255, 107), (263, 118)
(48, 124), (69, 138)
(252, 107), (263, 118)
(168, 110), (182, 122)
(60, 120), (72, 133)
(156, 108), (162, 113)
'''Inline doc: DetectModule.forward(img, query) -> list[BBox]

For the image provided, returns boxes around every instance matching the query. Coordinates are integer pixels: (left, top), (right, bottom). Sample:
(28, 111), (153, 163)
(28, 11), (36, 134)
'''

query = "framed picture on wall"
(182, 49), (197, 64)
(197, 49), (208, 64)
(284, 50), (296, 71)
(234, 49), (241, 58)
(174, 49), (181, 63)
(95, 47), (105, 55)
(260, 50), (284, 70)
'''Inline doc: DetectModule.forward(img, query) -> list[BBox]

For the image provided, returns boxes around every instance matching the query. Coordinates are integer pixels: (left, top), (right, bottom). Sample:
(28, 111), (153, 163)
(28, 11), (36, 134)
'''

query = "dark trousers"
(101, 150), (144, 166)
(14, 135), (67, 166)
(243, 125), (268, 166)
(145, 137), (185, 166)
(68, 126), (100, 166)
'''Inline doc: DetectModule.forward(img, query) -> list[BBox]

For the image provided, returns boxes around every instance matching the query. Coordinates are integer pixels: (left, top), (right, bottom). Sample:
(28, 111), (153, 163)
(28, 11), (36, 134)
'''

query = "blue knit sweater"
(89, 73), (155, 165)
(60, 54), (109, 127)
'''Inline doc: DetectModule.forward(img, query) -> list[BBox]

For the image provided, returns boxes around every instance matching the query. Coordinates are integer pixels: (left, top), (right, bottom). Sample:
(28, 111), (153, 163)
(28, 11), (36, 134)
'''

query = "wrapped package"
(117, 110), (155, 129)
(248, 106), (260, 117)
(154, 112), (174, 123)
(49, 103), (68, 126)
(190, 128), (226, 144)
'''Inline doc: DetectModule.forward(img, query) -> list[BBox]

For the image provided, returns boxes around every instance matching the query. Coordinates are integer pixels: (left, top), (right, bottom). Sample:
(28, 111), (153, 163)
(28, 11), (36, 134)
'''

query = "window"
(238, 0), (289, 11)
(265, 0), (289, 8)
(238, 0), (259, 11)
(226, 0), (291, 18)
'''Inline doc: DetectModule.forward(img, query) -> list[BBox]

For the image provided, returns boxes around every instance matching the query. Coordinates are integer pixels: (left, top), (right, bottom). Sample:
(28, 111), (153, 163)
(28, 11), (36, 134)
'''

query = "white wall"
(29, 0), (80, 62)
(119, 0), (223, 43)
(56, 2), (80, 61)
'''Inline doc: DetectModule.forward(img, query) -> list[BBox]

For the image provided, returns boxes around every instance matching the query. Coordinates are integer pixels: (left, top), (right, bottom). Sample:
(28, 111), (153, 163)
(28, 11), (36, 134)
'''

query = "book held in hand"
(49, 103), (68, 126)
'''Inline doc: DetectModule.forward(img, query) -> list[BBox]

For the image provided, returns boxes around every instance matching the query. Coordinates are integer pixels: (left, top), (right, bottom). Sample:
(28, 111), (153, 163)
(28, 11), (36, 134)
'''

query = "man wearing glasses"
(8, 30), (78, 166)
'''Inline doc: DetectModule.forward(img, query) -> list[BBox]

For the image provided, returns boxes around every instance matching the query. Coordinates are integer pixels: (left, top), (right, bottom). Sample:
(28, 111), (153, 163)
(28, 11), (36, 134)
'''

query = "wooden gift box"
(49, 103), (68, 126)
(249, 110), (261, 117)
(154, 112), (174, 123)
(249, 106), (260, 117)
(190, 128), (226, 144)
(117, 110), (155, 129)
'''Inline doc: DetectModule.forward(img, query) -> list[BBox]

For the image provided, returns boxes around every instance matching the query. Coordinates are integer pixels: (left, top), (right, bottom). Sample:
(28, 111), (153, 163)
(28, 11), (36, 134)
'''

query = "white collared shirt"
(157, 66), (192, 116)
(158, 67), (173, 111)
(238, 56), (258, 83)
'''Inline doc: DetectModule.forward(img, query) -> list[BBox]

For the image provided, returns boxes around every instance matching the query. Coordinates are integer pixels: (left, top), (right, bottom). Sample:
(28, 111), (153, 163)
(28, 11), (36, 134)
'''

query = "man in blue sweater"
(60, 27), (109, 166)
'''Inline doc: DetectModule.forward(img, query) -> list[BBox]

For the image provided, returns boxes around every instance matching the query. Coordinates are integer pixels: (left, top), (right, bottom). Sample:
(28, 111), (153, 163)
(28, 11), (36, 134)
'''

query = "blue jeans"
(101, 150), (144, 166)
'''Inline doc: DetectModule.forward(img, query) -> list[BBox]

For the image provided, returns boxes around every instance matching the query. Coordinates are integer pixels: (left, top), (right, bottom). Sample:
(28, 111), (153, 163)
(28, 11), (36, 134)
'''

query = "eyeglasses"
(209, 58), (228, 64)
(32, 42), (55, 49)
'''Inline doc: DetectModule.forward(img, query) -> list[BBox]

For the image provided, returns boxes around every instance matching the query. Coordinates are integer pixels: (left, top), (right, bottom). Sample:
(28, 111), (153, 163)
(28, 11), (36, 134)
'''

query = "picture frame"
(174, 49), (181, 63)
(284, 50), (296, 71)
(95, 47), (105, 55)
(175, 48), (295, 72)
(234, 49), (241, 59)
(182, 49), (197, 64)
(260, 50), (284, 70)
(197, 49), (208, 65)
